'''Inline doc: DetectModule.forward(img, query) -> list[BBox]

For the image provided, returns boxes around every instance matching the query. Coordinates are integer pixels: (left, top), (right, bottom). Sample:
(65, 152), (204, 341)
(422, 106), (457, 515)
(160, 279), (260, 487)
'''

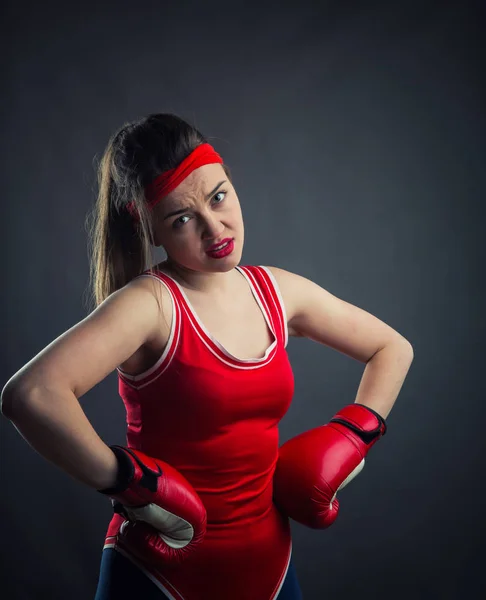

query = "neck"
(160, 258), (238, 296)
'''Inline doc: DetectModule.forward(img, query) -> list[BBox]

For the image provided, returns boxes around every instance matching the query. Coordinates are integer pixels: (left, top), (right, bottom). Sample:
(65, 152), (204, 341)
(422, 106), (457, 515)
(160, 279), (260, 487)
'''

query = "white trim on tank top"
(116, 265), (283, 383)
(116, 275), (179, 381)
(258, 266), (289, 349)
(164, 265), (277, 363)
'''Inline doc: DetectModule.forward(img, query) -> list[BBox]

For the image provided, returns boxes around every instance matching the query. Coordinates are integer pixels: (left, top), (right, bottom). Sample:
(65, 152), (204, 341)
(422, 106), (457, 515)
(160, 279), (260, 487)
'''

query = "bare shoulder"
(128, 271), (172, 307)
(264, 265), (412, 362)
(264, 265), (298, 289)
(3, 274), (171, 403)
(264, 266), (302, 337)
(125, 272), (174, 344)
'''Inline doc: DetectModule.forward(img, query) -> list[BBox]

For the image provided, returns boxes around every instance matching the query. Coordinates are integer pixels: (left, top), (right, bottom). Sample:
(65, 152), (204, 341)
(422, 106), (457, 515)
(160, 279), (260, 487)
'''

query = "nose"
(201, 211), (225, 240)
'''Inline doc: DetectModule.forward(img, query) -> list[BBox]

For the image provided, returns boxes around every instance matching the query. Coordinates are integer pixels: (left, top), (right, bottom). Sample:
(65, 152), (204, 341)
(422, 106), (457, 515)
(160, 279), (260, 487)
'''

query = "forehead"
(165, 163), (226, 204)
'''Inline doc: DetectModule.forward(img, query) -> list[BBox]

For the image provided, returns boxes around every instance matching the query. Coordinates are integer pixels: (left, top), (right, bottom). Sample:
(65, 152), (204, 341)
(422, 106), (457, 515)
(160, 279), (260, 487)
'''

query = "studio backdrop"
(1, 1), (485, 598)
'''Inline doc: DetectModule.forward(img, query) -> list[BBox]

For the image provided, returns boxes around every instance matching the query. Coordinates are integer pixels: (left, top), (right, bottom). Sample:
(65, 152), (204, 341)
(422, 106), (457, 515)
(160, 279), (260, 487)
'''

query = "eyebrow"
(163, 180), (227, 221)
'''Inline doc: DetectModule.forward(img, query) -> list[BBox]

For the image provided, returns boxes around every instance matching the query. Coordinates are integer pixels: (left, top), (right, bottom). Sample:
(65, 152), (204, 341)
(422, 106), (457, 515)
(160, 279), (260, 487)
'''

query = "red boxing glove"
(98, 445), (207, 566)
(273, 403), (386, 529)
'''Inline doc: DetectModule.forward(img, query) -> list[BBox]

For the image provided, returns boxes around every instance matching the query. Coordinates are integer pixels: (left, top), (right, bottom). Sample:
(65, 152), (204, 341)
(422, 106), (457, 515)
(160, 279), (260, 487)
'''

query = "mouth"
(205, 237), (233, 252)
(205, 238), (235, 258)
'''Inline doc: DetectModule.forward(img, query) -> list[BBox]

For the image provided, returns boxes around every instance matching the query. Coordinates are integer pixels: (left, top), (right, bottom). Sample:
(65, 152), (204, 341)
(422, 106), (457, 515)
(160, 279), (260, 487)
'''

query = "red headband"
(126, 142), (224, 221)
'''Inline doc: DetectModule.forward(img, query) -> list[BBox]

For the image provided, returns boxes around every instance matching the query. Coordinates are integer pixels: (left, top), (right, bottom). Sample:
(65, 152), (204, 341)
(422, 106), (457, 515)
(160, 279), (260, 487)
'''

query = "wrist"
(97, 445), (133, 494)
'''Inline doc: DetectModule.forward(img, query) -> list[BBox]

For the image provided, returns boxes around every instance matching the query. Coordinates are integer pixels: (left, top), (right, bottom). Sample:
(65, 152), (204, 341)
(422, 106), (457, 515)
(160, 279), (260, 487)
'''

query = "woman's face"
(151, 163), (244, 274)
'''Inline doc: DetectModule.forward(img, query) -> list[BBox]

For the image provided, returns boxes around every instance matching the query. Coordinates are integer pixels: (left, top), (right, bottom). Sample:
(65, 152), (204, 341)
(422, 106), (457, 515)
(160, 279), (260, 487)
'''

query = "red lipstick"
(205, 238), (234, 259)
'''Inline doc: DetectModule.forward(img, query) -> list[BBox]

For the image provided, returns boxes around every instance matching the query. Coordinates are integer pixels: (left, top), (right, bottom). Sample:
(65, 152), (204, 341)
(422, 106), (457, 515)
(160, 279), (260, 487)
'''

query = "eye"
(171, 191), (227, 229)
(172, 215), (190, 229)
(212, 190), (226, 204)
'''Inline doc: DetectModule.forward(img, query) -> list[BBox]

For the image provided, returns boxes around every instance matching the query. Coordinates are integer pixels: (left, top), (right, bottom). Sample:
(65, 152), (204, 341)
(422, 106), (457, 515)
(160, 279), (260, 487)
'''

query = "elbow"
(391, 337), (414, 358)
(404, 340), (414, 359)
(1, 382), (22, 419)
(1, 379), (36, 420)
(1, 383), (18, 419)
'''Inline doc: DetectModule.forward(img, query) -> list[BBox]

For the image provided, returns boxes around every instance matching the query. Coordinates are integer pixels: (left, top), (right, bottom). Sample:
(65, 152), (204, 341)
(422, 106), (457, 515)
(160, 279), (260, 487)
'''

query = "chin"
(205, 257), (240, 271)
(171, 242), (243, 273)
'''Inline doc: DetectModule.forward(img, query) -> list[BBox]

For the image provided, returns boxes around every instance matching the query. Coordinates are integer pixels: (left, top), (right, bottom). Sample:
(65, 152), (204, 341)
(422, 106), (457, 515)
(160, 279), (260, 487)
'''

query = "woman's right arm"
(0, 277), (163, 490)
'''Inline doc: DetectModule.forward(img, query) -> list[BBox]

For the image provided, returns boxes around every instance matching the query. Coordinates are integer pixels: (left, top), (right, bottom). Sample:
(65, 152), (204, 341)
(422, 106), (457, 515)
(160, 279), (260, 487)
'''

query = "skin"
(150, 163), (245, 297)
(148, 162), (413, 422)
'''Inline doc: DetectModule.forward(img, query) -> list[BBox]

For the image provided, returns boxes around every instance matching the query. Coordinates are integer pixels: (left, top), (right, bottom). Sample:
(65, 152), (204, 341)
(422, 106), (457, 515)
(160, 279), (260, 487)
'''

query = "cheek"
(233, 205), (244, 225)
(228, 197), (242, 218)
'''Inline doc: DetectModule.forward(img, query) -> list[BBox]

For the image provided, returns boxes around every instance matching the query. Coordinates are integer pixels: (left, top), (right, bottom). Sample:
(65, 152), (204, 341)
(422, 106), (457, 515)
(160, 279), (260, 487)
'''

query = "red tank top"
(103, 265), (295, 599)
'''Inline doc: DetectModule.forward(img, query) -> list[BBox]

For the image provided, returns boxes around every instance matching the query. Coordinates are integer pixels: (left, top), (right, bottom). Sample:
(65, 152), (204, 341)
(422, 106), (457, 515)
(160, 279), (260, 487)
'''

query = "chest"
(186, 290), (275, 360)
(122, 278), (278, 377)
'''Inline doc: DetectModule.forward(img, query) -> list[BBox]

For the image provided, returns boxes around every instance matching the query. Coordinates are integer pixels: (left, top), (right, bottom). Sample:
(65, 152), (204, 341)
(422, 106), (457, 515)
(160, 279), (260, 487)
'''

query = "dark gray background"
(2, 0), (485, 598)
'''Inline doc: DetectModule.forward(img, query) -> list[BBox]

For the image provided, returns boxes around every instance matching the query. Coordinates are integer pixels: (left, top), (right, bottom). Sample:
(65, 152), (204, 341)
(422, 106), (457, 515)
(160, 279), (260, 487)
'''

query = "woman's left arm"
(266, 266), (414, 420)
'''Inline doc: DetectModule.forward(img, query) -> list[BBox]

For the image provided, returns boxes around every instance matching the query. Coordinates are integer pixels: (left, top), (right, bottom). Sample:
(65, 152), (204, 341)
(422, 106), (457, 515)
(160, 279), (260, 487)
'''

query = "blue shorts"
(94, 547), (303, 599)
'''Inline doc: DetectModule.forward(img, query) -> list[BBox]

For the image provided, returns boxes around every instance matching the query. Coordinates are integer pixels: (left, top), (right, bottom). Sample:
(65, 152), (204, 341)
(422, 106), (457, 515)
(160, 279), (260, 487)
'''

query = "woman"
(1, 113), (414, 599)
